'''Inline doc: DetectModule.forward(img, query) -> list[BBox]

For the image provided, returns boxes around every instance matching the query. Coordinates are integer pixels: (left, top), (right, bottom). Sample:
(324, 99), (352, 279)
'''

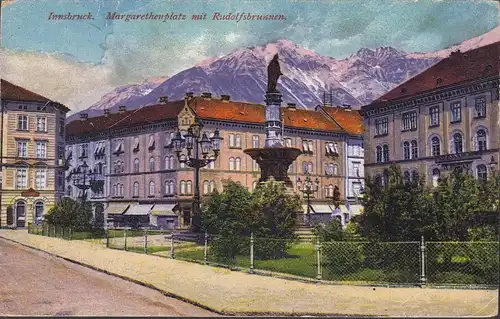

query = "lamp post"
(297, 171), (319, 225)
(69, 161), (97, 201)
(171, 118), (223, 233)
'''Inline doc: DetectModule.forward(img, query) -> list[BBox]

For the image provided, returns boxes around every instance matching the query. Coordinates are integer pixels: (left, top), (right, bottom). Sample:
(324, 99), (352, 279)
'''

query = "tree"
(44, 197), (93, 231)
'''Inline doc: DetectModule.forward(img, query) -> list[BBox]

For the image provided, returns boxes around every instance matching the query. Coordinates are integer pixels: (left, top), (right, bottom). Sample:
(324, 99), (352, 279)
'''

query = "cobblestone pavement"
(0, 238), (217, 316)
(1, 230), (498, 317)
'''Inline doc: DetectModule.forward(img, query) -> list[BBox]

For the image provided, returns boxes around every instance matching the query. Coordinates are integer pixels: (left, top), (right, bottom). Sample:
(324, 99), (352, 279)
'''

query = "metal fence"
(27, 223), (499, 288)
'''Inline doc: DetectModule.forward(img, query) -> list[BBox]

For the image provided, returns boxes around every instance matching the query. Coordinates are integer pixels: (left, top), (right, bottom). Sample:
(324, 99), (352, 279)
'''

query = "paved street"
(0, 238), (217, 316)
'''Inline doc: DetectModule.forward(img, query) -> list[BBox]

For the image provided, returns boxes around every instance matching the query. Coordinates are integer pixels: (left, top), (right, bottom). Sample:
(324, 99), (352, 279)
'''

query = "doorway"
(15, 201), (26, 228)
(182, 209), (191, 227)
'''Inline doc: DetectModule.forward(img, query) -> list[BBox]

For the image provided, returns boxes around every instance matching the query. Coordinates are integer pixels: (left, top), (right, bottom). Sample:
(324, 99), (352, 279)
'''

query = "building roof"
(1, 79), (70, 112)
(67, 96), (347, 137)
(321, 107), (364, 135)
(374, 41), (500, 103)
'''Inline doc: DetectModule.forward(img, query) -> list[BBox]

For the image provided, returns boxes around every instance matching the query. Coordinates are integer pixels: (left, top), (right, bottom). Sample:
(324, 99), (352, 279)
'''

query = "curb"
(0, 235), (377, 317)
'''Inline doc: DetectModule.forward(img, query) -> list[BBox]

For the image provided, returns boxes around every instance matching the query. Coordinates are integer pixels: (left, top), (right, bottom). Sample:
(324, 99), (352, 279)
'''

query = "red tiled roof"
(282, 108), (343, 132)
(1, 79), (70, 112)
(322, 107), (364, 135)
(375, 41), (500, 103)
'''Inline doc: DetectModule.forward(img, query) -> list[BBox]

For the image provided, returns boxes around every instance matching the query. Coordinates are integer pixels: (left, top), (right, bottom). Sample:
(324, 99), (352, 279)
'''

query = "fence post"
(249, 232), (254, 274)
(144, 228), (148, 254)
(124, 228), (128, 251)
(316, 236), (322, 282)
(105, 229), (109, 248)
(170, 233), (175, 259)
(420, 235), (426, 287)
(203, 231), (208, 264)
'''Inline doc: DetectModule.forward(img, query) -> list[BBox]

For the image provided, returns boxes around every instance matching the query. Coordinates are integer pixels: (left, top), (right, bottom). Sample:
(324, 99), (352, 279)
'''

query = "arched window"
(431, 136), (440, 157)
(169, 181), (175, 194)
(411, 170), (419, 182)
(326, 184), (334, 197)
(149, 181), (156, 196)
(403, 171), (411, 184)
(209, 180), (215, 193)
(186, 181), (192, 194)
(119, 184), (124, 196)
(235, 158), (241, 171)
(133, 182), (139, 197)
(165, 156), (170, 169)
(34, 201), (44, 221)
(229, 157), (235, 170)
(134, 158), (139, 173)
(453, 133), (463, 154)
(180, 181), (186, 194)
(113, 184), (117, 196)
(477, 129), (487, 151)
(203, 180), (209, 194)
(235, 135), (241, 148)
(15, 201), (26, 226)
(302, 161), (308, 174)
(307, 162), (313, 173)
(382, 145), (389, 162)
(411, 140), (418, 159)
(477, 164), (487, 182)
(149, 157), (155, 172)
(165, 181), (170, 194)
(432, 168), (440, 187)
(376, 146), (382, 163)
(229, 134), (235, 147)
(170, 156), (175, 169)
(403, 141), (410, 160)
(333, 164), (338, 175)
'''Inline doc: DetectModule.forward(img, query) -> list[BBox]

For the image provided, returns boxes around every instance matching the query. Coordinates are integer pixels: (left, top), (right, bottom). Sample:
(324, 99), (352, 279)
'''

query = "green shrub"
(433, 271), (478, 284)
(322, 242), (364, 274)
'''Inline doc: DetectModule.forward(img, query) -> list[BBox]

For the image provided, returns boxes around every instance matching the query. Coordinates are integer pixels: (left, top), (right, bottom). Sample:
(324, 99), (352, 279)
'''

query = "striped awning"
(124, 204), (153, 216)
(151, 204), (177, 216)
(310, 205), (333, 214)
(104, 203), (130, 215)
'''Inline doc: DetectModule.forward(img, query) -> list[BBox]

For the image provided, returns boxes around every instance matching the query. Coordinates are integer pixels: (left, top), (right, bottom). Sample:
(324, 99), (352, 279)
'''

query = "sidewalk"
(1, 230), (497, 317)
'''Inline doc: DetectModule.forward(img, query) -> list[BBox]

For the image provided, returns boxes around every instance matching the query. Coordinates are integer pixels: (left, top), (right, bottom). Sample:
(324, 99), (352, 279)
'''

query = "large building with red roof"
(65, 93), (364, 229)
(1, 79), (70, 228)
(361, 42), (500, 185)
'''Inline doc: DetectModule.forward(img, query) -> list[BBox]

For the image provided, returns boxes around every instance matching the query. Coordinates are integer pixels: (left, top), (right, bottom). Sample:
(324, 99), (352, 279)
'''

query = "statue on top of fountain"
(267, 54), (283, 93)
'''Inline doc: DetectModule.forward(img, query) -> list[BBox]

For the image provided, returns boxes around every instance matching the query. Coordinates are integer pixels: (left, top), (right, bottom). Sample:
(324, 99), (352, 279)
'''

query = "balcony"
(434, 151), (483, 164)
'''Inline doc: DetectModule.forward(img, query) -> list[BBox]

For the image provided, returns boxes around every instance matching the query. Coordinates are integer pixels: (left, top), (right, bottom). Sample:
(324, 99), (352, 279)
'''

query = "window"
(35, 141), (47, 159)
(403, 141), (410, 160)
(35, 169), (46, 189)
(432, 168), (440, 187)
(119, 184), (124, 196)
(235, 135), (241, 148)
(453, 133), (463, 154)
(376, 146), (382, 163)
(252, 159), (259, 171)
(252, 135), (260, 148)
(165, 181), (175, 195)
(411, 140), (418, 159)
(307, 162), (313, 173)
(34, 201), (44, 221)
(229, 157), (235, 170)
(36, 117), (47, 132)
(353, 162), (361, 177)
(326, 184), (334, 198)
(476, 129), (487, 151)
(326, 142), (338, 156)
(149, 181), (156, 196)
(148, 135), (155, 150)
(302, 161), (308, 174)
(403, 171), (411, 184)
(16, 168), (27, 189)
(451, 102), (461, 123)
(229, 134), (235, 147)
(210, 181), (215, 193)
(431, 137), (441, 157)
(186, 181), (192, 194)
(375, 117), (388, 136)
(477, 165), (488, 182)
(203, 181), (210, 195)
(302, 139), (313, 153)
(411, 170), (419, 182)
(207, 156), (215, 169)
(133, 182), (139, 197)
(134, 158), (139, 173)
(149, 157), (155, 172)
(17, 115), (28, 131)
(284, 138), (292, 147)
(180, 181), (186, 195)
(308, 140), (314, 153)
(114, 160), (124, 174)
(235, 158), (241, 171)
(80, 144), (88, 158)
(17, 141), (28, 158)
(402, 111), (417, 131)
(132, 137), (139, 152)
(59, 119), (65, 137)
(429, 106), (439, 127)
(382, 145), (389, 162)
(474, 97), (486, 118)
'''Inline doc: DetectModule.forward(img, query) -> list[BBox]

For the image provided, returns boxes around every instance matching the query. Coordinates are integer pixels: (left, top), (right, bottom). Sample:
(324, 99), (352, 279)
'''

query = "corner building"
(362, 42), (500, 185)
(65, 94), (363, 228)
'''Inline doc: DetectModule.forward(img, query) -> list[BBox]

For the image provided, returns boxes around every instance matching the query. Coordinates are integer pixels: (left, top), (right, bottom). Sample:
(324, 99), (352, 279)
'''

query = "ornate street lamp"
(170, 117), (223, 233)
(297, 171), (319, 224)
(69, 160), (97, 201)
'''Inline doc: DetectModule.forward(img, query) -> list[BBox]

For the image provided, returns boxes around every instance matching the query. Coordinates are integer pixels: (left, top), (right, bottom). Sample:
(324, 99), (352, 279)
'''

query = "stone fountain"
(244, 54), (302, 188)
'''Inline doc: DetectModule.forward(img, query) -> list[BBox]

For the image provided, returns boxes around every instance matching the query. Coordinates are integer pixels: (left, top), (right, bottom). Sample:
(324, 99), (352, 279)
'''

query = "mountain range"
(69, 26), (500, 121)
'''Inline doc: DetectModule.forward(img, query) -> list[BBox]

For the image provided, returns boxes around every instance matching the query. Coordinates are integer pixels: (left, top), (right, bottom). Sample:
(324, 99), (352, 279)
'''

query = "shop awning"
(311, 204), (333, 214)
(124, 204), (153, 216)
(104, 203), (130, 215)
(151, 204), (177, 216)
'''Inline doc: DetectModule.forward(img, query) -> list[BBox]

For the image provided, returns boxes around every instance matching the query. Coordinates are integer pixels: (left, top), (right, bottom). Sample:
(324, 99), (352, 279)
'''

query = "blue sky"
(1, 0), (498, 111)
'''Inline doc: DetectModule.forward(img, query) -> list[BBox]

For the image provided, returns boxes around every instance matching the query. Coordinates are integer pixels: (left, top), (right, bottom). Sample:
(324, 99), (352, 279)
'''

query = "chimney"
(287, 103), (297, 111)
(220, 94), (230, 102)
(104, 109), (110, 117)
(80, 113), (88, 120)
(201, 92), (212, 99)
(185, 92), (194, 99)
(119, 105), (126, 113)
(158, 96), (169, 104)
